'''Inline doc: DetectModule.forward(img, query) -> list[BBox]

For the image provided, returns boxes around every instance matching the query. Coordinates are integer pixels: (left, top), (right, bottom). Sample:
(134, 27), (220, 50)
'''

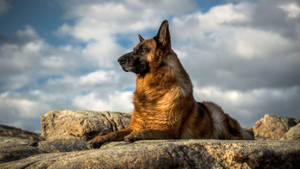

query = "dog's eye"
(139, 46), (150, 54)
(135, 45), (150, 54)
(143, 47), (150, 53)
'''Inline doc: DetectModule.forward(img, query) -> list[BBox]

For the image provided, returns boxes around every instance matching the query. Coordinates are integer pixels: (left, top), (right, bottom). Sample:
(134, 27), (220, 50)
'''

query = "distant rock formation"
(281, 123), (300, 140)
(0, 111), (299, 169)
(0, 124), (41, 142)
(0, 124), (43, 163)
(253, 114), (300, 140)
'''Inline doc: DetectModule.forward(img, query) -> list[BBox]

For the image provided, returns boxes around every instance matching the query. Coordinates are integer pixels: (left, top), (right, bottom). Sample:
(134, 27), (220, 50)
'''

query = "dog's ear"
(138, 34), (144, 42)
(155, 20), (171, 48)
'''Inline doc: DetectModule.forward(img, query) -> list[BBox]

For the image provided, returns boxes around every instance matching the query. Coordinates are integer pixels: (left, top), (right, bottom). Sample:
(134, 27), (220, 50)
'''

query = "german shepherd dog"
(89, 20), (251, 148)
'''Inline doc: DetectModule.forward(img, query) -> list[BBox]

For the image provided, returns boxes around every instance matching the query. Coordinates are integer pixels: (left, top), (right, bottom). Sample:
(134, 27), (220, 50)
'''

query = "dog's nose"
(118, 56), (127, 65)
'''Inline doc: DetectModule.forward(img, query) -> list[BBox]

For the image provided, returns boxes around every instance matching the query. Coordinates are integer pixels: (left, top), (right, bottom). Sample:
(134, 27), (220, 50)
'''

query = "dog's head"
(118, 20), (171, 76)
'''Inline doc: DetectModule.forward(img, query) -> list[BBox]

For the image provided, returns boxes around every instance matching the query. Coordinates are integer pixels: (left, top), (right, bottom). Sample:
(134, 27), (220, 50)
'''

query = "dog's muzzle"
(117, 56), (127, 66)
(118, 52), (133, 72)
(118, 52), (149, 75)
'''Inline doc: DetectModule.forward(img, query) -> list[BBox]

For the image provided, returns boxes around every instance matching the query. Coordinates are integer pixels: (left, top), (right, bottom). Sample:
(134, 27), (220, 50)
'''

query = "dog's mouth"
(120, 65), (131, 72)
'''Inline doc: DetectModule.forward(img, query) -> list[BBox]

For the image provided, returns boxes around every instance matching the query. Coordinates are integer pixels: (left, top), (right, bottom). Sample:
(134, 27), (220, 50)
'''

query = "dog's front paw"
(124, 133), (142, 143)
(88, 141), (100, 149)
(88, 137), (107, 149)
(124, 136), (136, 143)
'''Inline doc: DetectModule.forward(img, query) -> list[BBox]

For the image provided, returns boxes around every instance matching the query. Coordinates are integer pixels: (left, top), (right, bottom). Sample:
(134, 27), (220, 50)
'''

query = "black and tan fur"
(89, 20), (251, 148)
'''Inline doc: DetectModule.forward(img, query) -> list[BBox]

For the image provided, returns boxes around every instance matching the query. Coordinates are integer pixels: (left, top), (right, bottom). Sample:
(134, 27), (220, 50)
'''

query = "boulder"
(0, 139), (299, 169)
(253, 114), (299, 140)
(0, 124), (42, 143)
(38, 138), (89, 153)
(0, 136), (42, 163)
(0, 124), (44, 162)
(0, 124), (89, 163)
(1, 112), (300, 168)
(41, 110), (131, 140)
(281, 123), (300, 140)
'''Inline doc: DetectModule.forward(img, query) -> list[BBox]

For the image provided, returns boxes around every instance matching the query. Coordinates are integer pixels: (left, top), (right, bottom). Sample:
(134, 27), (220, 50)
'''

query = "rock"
(0, 136), (42, 163)
(0, 124), (42, 143)
(1, 112), (300, 168)
(281, 123), (300, 140)
(0, 139), (299, 169)
(0, 124), (44, 162)
(0, 124), (89, 163)
(38, 138), (89, 153)
(253, 114), (299, 140)
(41, 110), (131, 141)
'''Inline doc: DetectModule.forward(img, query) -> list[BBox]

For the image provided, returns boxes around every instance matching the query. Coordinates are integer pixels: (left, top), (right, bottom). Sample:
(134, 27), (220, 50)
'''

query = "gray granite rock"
(253, 114), (299, 140)
(281, 123), (300, 140)
(38, 138), (89, 153)
(0, 124), (42, 143)
(0, 124), (44, 162)
(1, 139), (299, 169)
(1, 112), (300, 168)
(41, 110), (131, 141)
(0, 124), (89, 163)
(0, 136), (42, 163)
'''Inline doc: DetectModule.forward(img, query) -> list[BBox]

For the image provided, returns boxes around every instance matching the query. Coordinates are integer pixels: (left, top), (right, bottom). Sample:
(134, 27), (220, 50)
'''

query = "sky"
(0, 0), (299, 132)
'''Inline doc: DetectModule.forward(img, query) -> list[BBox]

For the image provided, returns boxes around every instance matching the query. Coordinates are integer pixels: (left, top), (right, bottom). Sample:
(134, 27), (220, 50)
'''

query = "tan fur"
(89, 20), (248, 148)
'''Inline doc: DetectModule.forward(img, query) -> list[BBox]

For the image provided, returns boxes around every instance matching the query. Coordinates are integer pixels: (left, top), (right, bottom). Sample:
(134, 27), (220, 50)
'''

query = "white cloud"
(0, 92), (50, 120)
(194, 86), (300, 126)
(41, 56), (65, 68)
(0, 23), (135, 131)
(81, 39), (123, 68)
(195, 86), (298, 108)
(59, 2), (159, 41)
(79, 70), (118, 85)
(169, 1), (300, 126)
(232, 28), (291, 59)
(173, 2), (293, 59)
(171, 1), (300, 91)
(206, 3), (251, 24)
(73, 91), (133, 112)
(0, 0), (10, 15)
(56, 0), (194, 68)
(58, 0), (196, 40)
(0, 26), (59, 90)
(172, 3), (253, 42)
(280, 2), (300, 18)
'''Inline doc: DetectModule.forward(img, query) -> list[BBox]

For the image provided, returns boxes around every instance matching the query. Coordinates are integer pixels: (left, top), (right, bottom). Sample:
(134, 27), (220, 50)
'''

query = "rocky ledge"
(1, 139), (299, 169)
(0, 110), (299, 169)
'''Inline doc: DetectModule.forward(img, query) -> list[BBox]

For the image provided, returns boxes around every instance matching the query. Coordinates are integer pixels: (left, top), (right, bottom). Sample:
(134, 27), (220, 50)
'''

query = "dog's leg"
(124, 129), (176, 142)
(88, 128), (132, 148)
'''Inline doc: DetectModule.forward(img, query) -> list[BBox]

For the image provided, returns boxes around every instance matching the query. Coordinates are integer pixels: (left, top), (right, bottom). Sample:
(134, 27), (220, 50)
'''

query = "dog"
(89, 20), (251, 148)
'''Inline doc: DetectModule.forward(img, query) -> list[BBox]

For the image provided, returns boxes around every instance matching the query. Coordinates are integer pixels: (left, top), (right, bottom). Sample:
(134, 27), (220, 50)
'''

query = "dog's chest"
(134, 89), (164, 109)
(134, 104), (179, 129)
(133, 88), (183, 127)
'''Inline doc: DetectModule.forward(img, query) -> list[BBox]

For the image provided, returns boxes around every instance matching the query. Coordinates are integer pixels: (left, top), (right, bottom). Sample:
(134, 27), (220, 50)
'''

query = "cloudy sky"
(0, 0), (299, 132)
